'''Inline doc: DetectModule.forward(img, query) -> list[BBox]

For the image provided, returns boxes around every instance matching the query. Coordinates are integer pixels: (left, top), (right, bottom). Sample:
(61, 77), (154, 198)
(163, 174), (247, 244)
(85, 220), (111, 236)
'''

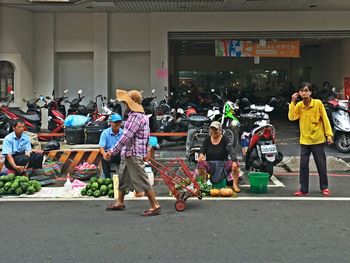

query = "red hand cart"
(146, 157), (202, 211)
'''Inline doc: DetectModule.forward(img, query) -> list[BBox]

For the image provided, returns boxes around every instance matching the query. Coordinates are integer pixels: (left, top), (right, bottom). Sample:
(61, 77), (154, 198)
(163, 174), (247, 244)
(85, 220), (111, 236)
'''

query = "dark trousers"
(101, 154), (121, 179)
(5, 152), (44, 172)
(299, 144), (328, 193)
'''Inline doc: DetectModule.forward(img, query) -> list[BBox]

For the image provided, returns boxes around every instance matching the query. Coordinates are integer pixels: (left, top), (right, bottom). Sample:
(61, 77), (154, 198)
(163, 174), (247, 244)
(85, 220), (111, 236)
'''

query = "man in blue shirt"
(99, 113), (123, 178)
(2, 119), (44, 175)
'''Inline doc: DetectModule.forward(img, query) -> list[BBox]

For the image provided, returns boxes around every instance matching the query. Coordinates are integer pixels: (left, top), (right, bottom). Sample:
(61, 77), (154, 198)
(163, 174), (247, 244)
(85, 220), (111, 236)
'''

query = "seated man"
(197, 121), (241, 193)
(99, 113), (123, 179)
(2, 119), (44, 175)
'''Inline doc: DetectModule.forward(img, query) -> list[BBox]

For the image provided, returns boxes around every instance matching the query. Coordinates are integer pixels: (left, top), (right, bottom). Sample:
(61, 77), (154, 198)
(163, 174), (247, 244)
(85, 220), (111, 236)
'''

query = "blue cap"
(110, 113), (122, 122)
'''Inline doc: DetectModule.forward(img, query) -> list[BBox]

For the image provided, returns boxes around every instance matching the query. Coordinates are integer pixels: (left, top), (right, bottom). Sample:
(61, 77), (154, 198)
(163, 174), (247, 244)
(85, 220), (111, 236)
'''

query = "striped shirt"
(110, 112), (149, 158)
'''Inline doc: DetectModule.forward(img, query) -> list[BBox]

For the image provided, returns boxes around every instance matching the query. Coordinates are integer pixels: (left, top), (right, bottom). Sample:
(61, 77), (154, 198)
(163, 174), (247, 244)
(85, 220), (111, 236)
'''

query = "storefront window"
(0, 61), (14, 101)
(175, 69), (288, 104)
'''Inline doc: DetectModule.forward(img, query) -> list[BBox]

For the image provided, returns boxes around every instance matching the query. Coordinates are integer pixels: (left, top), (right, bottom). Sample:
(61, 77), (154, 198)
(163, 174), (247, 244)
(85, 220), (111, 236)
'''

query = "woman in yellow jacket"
(288, 82), (333, 196)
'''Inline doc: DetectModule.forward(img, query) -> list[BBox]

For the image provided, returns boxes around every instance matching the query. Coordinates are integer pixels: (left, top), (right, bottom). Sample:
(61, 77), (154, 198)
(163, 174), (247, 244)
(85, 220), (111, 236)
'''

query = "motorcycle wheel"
(223, 127), (238, 148)
(335, 133), (350, 153)
(262, 163), (274, 178)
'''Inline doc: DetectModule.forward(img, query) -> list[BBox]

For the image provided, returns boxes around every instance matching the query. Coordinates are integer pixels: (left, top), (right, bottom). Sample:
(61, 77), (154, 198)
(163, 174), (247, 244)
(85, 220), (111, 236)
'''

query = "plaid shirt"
(110, 112), (149, 158)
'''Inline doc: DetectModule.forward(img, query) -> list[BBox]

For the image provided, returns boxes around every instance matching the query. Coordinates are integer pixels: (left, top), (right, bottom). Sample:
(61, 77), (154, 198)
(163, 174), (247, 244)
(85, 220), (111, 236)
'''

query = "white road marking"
(270, 175), (285, 187)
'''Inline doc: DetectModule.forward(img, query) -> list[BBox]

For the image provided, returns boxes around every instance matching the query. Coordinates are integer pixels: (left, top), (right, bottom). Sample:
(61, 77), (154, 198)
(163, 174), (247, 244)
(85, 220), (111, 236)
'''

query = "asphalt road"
(1, 200), (349, 263)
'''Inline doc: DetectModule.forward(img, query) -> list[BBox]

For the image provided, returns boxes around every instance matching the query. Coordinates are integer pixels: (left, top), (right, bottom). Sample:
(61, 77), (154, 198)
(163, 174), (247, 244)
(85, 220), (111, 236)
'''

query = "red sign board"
(344, 77), (350, 98)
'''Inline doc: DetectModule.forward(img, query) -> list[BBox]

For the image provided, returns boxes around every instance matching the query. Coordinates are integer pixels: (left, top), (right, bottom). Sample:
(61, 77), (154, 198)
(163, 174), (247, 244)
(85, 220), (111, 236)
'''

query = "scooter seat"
(9, 108), (41, 122)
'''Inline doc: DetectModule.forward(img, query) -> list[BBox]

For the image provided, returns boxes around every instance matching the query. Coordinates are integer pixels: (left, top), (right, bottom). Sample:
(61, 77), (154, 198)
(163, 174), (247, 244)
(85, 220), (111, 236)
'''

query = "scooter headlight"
(334, 118), (341, 127)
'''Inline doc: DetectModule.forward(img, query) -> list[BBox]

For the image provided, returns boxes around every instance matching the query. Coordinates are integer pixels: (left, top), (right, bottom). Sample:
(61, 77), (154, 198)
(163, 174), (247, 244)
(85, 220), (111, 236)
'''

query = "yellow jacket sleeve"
(288, 102), (300, 121)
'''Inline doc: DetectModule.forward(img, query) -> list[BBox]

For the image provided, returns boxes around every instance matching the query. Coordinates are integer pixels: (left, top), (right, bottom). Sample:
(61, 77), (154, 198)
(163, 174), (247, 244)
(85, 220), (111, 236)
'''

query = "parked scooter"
(142, 89), (158, 132)
(86, 95), (107, 122)
(0, 112), (12, 138)
(23, 91), (46, 118)
(239, 97), (283, 177)
(185, 114), (211, 163)
(325, 88), (350, 152)
(65, 90), (88, 116)
(45, 89), (68, 133)
(0, 91), (42, 134)
(157, 107), (188, 143)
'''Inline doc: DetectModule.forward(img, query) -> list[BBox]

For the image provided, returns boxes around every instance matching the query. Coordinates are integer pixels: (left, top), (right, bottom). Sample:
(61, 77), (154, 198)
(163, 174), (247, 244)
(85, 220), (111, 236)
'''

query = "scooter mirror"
(170, 92), (174, 96)
(268, 97), (277, 107)
(22, 98), (26, 102)
(78, 90), (82, 94)
(241, 98), (250, 104)
(64, 89), (69, 94)
(211, 89), (215, 93)
(46, 96), (51, 100)
(103, 96), (107, 100)
(151, 89), (155, 94)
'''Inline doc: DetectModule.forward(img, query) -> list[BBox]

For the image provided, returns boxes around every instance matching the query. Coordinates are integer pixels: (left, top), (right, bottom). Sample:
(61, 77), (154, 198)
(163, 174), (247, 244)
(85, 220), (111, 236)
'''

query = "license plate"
(260, 144), (277, 154)
(195, 152), (199, 161)
(144, 166), (152, 173)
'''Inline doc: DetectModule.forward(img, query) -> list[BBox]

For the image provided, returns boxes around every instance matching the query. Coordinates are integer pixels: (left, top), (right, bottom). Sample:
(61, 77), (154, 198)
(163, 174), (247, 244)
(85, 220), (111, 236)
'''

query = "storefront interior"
(168, 38), (342, 106)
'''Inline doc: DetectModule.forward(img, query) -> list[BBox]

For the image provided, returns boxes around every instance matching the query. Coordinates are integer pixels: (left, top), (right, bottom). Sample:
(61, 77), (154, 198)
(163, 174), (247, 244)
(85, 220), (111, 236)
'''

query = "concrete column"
(150, 14), (168, 99)
(34, 13), (55, 96)
(34, 13), (55, 129)
(93, 13), (108, 99)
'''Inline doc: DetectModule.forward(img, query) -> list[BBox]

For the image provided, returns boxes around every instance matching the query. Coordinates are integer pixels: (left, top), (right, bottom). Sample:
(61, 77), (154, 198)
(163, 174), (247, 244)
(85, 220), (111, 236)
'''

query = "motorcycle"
(86, 94), (108, 122)
(0, 91), (42, 134)
(45, 89), (68, 133)
(239, 97), (283, 177)
(325, 88), (350, 152)
(142, 89), (158, 132)
(207, 88), (240, 147)
(185, 114), (211, 163)
(65, 90), (88, 116)
(157, 107), (188, 143)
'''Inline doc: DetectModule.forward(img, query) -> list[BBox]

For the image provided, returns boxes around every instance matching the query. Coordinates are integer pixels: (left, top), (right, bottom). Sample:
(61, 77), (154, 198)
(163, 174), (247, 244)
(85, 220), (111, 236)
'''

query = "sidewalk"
(155, 142), (350, 174)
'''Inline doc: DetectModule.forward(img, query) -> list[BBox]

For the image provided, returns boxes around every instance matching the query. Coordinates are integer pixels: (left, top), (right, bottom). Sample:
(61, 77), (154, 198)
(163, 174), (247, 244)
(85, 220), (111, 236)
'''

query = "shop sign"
(156, 68), (168, 79)
(215, 40), (300, 58)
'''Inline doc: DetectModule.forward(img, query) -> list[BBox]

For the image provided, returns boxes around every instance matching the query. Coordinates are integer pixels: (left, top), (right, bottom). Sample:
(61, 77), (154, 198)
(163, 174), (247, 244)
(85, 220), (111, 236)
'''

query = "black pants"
(101, 154), (121, 179)
(5, 152), (44, 172)
(299, 144), (328, 193)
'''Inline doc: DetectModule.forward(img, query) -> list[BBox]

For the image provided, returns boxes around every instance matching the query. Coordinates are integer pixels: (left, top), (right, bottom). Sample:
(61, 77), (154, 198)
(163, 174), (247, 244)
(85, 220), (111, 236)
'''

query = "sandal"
(141, 207), (161, 217)
(294, 190), (308, 197)
(321, 189), (330, 196)
(233, 186), (241, 193)
(105, 203), (126, 211)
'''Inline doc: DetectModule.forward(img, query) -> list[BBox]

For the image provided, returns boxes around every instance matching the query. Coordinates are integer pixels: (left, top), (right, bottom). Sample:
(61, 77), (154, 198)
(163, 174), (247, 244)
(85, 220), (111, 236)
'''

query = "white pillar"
(34, 13), (55, 129)
(93, 13), (108, 99)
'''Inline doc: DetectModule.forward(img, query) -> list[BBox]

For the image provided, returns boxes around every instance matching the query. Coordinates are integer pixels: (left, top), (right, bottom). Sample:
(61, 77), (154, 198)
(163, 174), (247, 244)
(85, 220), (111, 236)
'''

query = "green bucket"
(248, 172), (270, 194)
(211, 178), (226, 189)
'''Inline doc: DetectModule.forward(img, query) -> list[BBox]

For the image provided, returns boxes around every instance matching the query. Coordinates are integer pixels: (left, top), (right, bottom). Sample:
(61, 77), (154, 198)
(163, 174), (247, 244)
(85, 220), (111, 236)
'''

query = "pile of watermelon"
(0, 174), (41, 196)
(80, 177), (114, 198)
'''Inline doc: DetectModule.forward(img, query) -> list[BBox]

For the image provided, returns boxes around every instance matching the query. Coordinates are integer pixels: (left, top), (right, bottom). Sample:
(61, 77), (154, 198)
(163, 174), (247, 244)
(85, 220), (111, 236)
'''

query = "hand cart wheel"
(175, 199), (186, 212)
